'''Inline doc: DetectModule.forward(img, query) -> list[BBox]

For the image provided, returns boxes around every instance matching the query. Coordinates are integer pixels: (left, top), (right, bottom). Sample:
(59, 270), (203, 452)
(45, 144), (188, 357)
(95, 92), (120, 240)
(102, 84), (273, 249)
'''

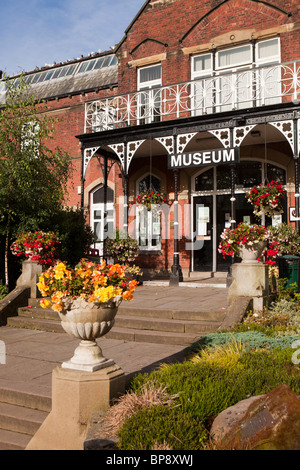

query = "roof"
(0, 51), (118, 104)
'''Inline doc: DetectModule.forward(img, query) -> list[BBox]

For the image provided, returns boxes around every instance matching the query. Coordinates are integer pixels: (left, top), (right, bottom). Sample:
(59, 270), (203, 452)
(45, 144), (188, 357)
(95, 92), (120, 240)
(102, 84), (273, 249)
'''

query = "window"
(136, 174), (162, 251)
(256, 38), (281, 105)
(192, 38), (281, 113)
(21, 121), (40, 157)
(138, 64), (162, 124)
(90, 186), (114, 257)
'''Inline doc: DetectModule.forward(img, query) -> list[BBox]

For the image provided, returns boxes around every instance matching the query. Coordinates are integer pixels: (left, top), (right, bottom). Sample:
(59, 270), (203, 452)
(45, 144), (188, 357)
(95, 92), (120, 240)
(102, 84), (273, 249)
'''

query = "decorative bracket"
(176, 133), (197, 153)
(83, 147), (100, 177)
(208, 129), (231, 148)
(107, 143), (126, 171)
(127, 140), (145, 170)
(269, 120), (294, 153)
(233, 125), (256, 147)
(155, 136), (174, 155)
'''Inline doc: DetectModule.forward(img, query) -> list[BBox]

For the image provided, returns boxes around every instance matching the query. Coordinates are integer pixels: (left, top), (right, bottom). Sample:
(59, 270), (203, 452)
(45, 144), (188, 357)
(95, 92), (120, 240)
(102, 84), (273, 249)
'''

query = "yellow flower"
(94, 286), (122, 303)
(54, 262), (68, 280)
(40, 299), (51, 309)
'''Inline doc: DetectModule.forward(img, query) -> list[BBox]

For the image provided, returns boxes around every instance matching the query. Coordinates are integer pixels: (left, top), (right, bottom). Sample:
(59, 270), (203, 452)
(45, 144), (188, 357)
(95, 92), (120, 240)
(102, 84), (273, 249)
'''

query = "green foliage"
(118, 406), (208, 450)
(0, 75), (73, 286)
(0, 281), (8, 300)
(42, 208), (94, 267)
(122, 339), (300, 450)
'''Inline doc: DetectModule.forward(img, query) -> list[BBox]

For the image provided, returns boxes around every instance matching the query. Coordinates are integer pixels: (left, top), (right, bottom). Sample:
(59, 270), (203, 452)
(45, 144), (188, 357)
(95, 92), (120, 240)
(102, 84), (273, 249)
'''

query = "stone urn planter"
(240, 241), (267, 264)
(58, 295), (122, 372)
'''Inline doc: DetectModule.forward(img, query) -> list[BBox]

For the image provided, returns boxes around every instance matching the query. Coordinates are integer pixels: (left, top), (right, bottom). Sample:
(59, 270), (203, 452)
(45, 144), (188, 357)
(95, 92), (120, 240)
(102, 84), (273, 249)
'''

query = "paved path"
(0, 282), (228, 398)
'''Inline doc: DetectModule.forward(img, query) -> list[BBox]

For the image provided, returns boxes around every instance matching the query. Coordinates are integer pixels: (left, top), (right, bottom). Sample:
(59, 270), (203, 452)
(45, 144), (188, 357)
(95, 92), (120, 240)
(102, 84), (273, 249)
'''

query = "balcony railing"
(85, 60), (300, 133)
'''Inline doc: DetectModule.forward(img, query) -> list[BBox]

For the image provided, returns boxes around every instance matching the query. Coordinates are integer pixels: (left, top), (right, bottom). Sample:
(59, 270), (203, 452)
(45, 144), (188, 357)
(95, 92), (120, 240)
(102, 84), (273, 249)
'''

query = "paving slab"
(0, 283), (228, 396)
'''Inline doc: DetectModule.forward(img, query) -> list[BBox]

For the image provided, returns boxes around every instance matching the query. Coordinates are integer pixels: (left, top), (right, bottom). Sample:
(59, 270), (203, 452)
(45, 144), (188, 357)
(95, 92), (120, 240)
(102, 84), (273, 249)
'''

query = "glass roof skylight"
(20, 54), (117, 87)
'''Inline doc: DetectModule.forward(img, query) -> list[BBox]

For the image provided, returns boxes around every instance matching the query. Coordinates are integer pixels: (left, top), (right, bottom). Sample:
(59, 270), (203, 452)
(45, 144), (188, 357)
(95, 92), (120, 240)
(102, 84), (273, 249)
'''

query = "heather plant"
(119, 343), (300, 450)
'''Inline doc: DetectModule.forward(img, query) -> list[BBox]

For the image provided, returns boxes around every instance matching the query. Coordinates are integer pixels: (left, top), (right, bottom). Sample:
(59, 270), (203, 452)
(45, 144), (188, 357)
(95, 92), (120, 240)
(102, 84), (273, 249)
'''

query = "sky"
(0, 0), (145, 77)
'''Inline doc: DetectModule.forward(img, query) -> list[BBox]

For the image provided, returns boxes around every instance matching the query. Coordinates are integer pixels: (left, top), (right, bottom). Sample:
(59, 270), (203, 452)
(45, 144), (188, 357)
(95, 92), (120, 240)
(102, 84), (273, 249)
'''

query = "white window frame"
(90, 186), (115, 257)
(191, 38), (281, 113)
(135, 174), (162, 251)
(137, 64), (162, 124)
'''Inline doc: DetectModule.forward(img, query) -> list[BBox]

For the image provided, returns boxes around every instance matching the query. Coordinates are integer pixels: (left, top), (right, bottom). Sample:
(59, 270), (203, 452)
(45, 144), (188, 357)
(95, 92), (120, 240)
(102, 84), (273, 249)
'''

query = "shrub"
(118, 406), (208, 450)
(43, 207), (94, 266)
(122, 343), (300, 450)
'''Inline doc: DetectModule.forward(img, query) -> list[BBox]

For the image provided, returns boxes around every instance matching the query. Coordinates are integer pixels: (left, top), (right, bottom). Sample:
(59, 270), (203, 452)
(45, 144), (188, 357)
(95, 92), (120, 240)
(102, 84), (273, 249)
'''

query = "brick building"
(2, 0), (300, 282)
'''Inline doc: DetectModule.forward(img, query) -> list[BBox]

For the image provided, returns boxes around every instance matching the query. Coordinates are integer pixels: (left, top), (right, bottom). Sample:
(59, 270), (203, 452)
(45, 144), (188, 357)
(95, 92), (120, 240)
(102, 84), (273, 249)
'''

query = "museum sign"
(168, 148), (240, 169)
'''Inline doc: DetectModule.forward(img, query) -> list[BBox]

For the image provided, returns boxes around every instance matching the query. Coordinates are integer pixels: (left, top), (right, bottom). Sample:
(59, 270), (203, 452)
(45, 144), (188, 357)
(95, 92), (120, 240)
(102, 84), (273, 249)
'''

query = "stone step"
(118, 305), (226, 322)
(0, 402), (48, 436)
(115, 314), (220, 334)
(18, 306), (59, 321)
(0, 381), (51, 413)
(105, 326), (202, 346)
(0, 428), (32, 451)
(7, 315), (63, 333)
(0, 379), (51, 450)
(28, 298), (226, 322)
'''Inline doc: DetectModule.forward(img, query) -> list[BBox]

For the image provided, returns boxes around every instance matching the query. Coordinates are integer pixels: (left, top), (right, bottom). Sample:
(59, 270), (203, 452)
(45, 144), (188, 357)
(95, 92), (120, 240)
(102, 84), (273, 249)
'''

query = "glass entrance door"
(192, 160), (287, 273)
(193, 195), (213, 271)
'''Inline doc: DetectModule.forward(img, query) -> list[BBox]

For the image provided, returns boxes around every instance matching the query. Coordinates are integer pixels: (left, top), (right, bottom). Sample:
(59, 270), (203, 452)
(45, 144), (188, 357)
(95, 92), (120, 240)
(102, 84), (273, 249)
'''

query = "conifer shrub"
(118, 405), (208, 450)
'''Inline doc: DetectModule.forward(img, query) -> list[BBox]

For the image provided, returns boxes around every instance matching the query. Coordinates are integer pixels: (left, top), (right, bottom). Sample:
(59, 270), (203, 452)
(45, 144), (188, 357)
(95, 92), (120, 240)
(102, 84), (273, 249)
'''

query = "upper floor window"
(138, 64), (162, 124)
(191, 38), (280, 113)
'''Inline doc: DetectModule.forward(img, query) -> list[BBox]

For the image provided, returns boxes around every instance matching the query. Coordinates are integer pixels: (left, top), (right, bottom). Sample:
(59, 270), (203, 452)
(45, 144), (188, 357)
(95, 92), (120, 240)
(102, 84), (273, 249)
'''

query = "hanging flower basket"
(133, 191), (167, 211)
(11, 231), (60, 266)
(218, 222), (269, 260)
(246, 180), (286, 219)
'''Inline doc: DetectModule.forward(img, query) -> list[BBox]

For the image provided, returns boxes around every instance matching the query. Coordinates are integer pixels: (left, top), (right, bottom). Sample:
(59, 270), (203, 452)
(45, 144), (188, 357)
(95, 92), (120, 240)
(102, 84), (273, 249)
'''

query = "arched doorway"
(90, 185), (114, 256)
(191, 160), (287, 272)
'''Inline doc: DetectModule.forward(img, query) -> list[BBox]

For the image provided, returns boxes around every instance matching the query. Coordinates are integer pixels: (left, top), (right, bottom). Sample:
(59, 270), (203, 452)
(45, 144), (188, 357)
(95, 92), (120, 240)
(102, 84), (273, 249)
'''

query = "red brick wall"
(36, 0), (300, 273)
(117, 0), (299, 94)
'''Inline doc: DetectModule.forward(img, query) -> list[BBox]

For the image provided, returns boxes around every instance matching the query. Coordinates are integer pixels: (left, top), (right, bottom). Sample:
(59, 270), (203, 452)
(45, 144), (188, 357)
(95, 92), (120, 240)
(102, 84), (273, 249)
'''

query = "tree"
(0, 75), (73, 287)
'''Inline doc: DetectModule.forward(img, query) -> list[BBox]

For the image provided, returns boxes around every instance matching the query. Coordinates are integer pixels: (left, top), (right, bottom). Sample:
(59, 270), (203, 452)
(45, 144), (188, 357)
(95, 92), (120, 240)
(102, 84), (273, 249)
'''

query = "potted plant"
(11, 231), (60, 266)
(246, 180), (286, 219)
(133, 190), (166, 211)
(37, 259), (138, 371)
(218, 222), (269, 263)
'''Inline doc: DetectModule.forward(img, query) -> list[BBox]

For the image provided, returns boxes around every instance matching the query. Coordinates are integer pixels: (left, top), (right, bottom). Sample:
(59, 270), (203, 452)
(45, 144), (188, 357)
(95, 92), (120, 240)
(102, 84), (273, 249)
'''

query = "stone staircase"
(0, 382), (51, 450)
(7, 297), (226, 346)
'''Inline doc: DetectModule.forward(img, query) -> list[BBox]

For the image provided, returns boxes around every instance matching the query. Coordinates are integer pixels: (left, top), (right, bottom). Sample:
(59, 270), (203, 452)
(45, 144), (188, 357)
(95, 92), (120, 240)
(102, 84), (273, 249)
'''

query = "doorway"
(192, 161), (287, 272)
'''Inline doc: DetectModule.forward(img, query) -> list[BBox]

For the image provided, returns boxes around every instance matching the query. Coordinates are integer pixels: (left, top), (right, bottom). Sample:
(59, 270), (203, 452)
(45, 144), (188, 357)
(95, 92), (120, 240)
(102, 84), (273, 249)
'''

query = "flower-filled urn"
(37, 259), (138, 372)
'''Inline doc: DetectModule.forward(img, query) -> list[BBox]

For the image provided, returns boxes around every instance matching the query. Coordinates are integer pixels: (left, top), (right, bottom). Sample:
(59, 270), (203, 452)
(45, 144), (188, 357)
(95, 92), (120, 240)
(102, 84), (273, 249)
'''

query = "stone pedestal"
(26, 363), (125, 450)
(16, 259), (43, 298)
(228, 262), (269, 312)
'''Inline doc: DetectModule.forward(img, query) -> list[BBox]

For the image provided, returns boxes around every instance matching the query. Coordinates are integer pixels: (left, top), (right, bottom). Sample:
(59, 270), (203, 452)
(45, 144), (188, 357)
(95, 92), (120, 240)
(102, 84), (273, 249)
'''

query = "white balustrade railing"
(85, 60), (300, 133)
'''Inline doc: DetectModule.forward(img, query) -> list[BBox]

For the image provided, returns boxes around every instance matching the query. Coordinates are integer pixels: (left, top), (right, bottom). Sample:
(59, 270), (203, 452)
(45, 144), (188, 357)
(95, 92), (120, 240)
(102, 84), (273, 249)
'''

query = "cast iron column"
(293, 117), (300, 231)
(80, 143), (85, 213)
(170, 168), (183, 285)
